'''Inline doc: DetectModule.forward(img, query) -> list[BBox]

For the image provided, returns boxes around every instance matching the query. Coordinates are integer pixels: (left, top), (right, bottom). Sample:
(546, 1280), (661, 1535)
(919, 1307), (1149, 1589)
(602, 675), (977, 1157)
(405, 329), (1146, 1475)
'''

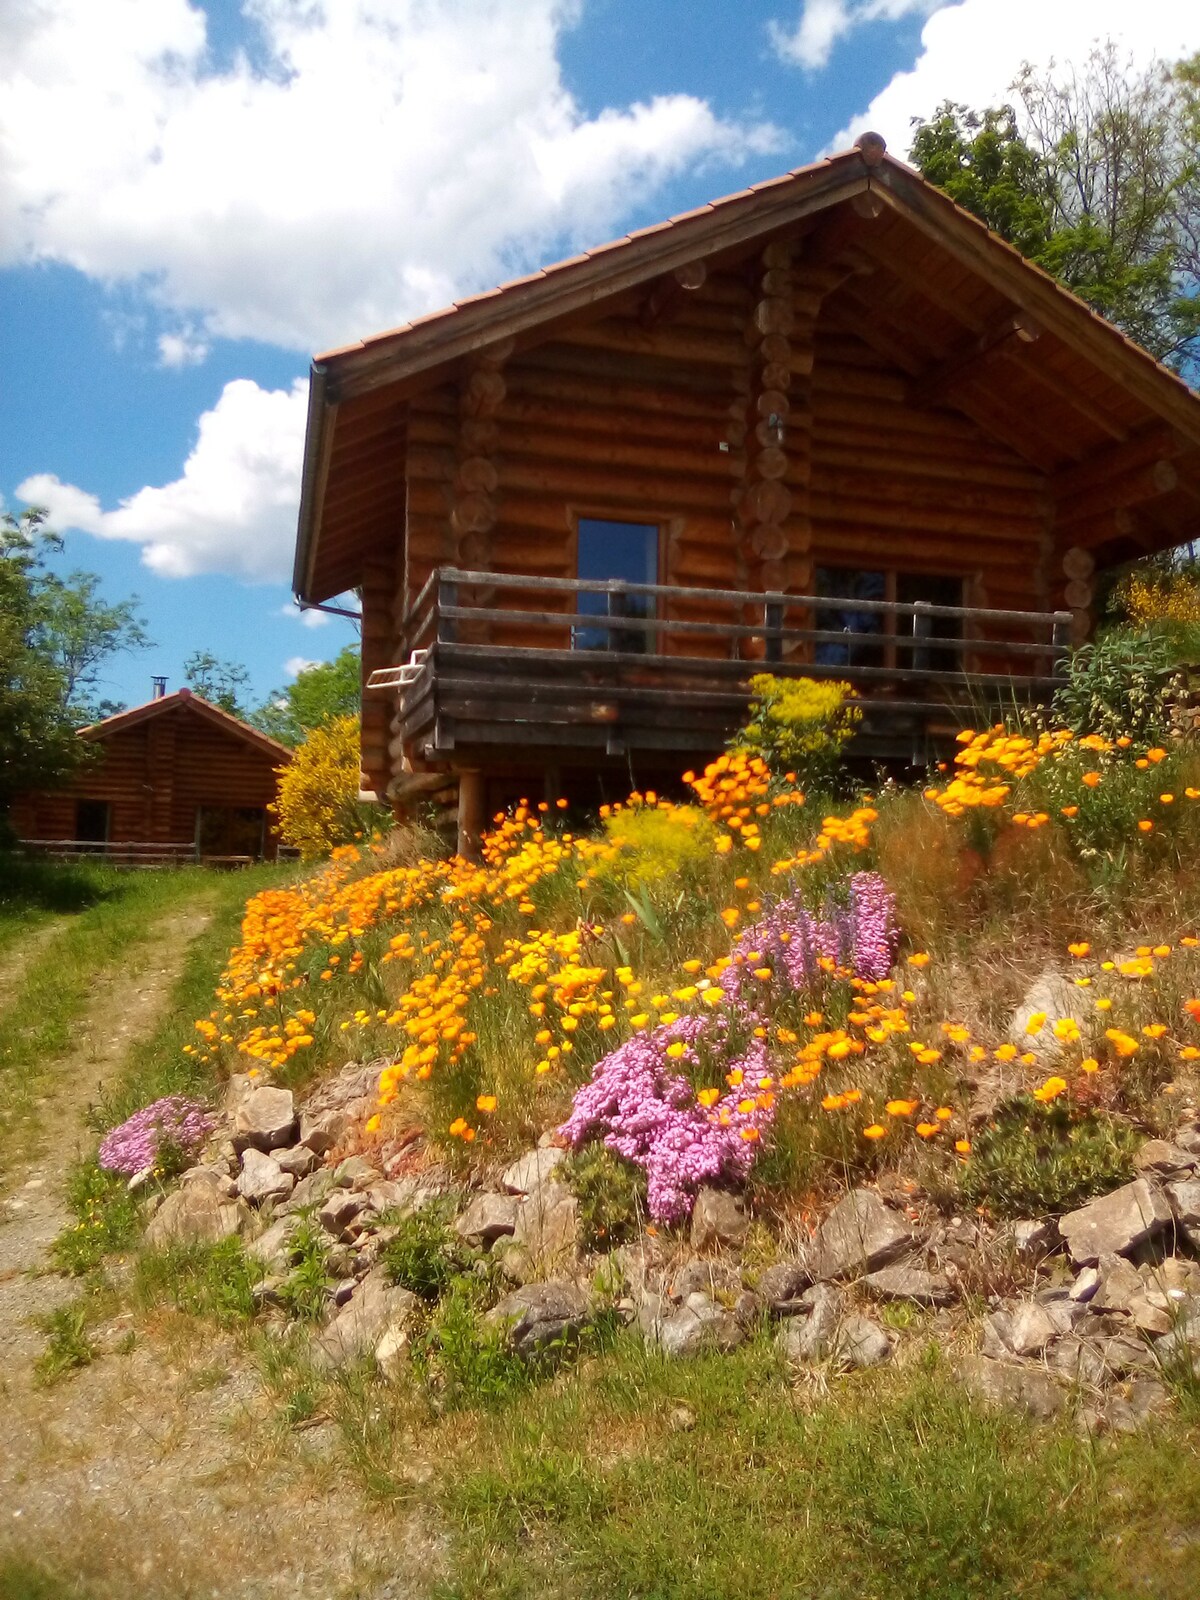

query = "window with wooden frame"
(815, 568), (965, 675)
(572, 516), (661, 654)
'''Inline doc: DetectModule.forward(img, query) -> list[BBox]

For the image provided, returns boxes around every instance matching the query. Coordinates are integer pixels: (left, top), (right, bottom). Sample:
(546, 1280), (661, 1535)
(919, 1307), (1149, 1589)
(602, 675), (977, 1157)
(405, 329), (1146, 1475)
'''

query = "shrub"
(381, 1202), (473, 1301)
(563, 1144), (647, 1250)
(96, 1094), (214, 1178)
(273, 713), (386, 861)
(735, 674), (860, 791)
(957, 1097), (1140, 1217)
(53, 1159), (142, 1275)
(1050, 628), (1179, 743)
(412, 1280), (533, 1410)
(597, 799), (715, 887)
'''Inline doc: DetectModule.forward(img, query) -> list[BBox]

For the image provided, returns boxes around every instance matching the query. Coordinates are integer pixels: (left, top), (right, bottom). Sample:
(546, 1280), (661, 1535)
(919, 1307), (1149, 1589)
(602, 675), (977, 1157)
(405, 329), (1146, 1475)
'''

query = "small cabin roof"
(80, 688), (292, 763)
(295, 134), (1200, 603)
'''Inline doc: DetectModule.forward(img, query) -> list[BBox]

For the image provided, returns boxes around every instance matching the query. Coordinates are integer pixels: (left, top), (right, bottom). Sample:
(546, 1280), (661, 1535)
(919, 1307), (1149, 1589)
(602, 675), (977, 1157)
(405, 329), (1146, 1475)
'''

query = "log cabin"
(292, 132), (1200, 852)
(10, 687), (291, 863)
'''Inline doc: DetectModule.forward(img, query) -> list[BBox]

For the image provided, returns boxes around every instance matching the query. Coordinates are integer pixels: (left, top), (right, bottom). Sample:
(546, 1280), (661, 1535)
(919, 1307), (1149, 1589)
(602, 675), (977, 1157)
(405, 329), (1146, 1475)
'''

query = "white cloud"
(284, 655), (322, 679)
(823, 0), (1200, 156)
(769, 1), (944, 73)
(18, 378), (307, 582)
(0, 0), (782, 355)
(157, 327), (210, 368)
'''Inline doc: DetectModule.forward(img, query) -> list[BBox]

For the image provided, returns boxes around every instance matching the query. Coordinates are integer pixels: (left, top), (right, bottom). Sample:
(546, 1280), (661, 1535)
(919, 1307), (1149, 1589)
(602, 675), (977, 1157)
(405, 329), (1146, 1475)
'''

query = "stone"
(283, 1168), (337, 1214)
(1092, 1253), (1144, 1314)
(455, 1192), (520, 1248)
(807, 1188), (913, 1282)
(222, 1074), (256, 1118)
(300, 1109), (355, 1155)
(1059, 1179), (1173, 1266)
(510, 1180), (579, 1273)
(981, 1302), (1057, 1359)
(179, 1165), (238, 1200)
(365, 1178), (427, 1217)
(1107, 1378), (1171, 1433)
(237, 1148), (294, 1206)
(863, 1261), (956, 1307)
(778, 1283), (845, 1363)
(247, 1215), (304, 1272)
(1092, 1333), (1158, 1377)
(1155, 1308), (1200, 1368)
(1069, 1267), (1101, 1303)
(1005, 1218), (1058, 1262)
(1046, 1336), (1108, 1387)
(656, 1292), (743, 1359)
(1166, 1178), (1200, 1226)
(1124, 1296), (1173, 1337)
(835, 1314), (893, 1369)
(374, 1322), (413, 1381)
(275, 1144), (319, 1179)
(755, 1260), (811, 1313)
(1008, 971), (1089, 1062)
(334, 1155), (382, 1188)
(332, 1279), (356, 1307)
(486, 1280), (591, 1357)
(500, 1147), (566, 1195)
(690, 1186), (749, 1251)
(145, 1183), (249, 1250)
(318, 1189), (369, 1241)
(1144, 1256), (1200, 1300)
(1133, 1140), (1197, 1180)
(958, 1355), (1066, 1421)
(232, 1086), (298, 1153)
(313, 1269), (419, 1368)
(671, 1258), (741, 1303)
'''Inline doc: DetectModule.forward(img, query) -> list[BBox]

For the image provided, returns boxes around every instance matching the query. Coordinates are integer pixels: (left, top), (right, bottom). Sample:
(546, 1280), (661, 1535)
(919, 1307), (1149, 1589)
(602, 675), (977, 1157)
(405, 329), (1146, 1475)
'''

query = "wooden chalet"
(293, 132), (1200, 851)
(10, 687), (291, 864)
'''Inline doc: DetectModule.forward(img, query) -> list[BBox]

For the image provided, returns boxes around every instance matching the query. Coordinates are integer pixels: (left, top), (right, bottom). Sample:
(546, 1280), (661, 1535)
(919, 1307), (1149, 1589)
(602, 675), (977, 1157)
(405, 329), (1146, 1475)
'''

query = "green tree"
(34, 569), (151, 723)
(0, 510), (88, 809)
(252, 645), (361, 748)
(183, 650), (253, 717)
(910, 45), (1200, 368)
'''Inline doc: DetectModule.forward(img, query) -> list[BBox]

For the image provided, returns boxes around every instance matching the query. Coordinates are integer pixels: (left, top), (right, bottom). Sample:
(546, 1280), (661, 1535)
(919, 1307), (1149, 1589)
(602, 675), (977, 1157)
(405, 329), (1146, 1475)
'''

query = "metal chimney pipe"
(151, 676), (168, 700)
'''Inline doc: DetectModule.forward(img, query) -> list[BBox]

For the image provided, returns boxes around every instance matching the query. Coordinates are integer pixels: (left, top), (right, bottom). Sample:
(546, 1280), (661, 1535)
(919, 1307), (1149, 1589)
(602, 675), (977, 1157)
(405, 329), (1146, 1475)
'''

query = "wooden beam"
(639, 261), (708, 327)
(1052, 426), (1181, 503)
(908, 313), (1042, 410)
(997, 350), (1128, 443)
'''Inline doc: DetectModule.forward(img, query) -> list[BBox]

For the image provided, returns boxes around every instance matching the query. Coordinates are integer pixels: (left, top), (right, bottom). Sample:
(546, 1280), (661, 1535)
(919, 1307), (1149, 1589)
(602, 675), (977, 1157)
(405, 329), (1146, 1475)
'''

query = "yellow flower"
(907, 952), (930, 968)
(1080, 1057), (1099, 1073)
(476, 1094), (497, 1113)
(1067, 942), (1090, 958)
(886, 1099), (918, 1117)
(1033, 1076), (1068, 1103)
(666, 1041), (686, 1059)
(697, 1088), (720, 1108)
(862, 1124), (887, 1140)
(1025, 1012), (1047, 1036)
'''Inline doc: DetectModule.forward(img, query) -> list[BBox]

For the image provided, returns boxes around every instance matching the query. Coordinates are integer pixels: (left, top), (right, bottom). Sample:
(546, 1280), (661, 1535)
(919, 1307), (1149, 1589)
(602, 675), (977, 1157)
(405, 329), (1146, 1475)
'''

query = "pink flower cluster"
(97, 1095), (215, 1177)
(559, 1016), (773, 1222)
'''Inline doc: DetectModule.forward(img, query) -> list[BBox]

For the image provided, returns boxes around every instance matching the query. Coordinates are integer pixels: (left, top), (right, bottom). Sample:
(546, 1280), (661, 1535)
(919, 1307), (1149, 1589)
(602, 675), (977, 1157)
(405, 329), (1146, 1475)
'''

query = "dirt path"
(0, 916), (63, 1014)
(0, 902), (429, 1600)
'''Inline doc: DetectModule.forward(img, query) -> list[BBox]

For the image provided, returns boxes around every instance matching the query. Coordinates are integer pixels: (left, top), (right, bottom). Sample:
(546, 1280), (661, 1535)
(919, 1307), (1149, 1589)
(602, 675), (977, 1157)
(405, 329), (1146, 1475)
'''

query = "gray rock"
(690, 1186), (749, 1251)
(313, 1269), (418, 1368)
(1069, 1266), (1101, 1303)
(1103, 1378), (1172, 1434)
(178, 1165), (238, 1200)
(1046, 1336), (1108, 1387)
(1004, 1218), (1058, 1261)
(501, 1147), (566, 1195)
(145, 1183), (249, 1250)
(958, 1355), (1066, 1421)
(222, 1074), (256, 1118)
(671, 1258), (741, 1304)
(1155, 1308), (1200, 1369)
(247, 1214), (304, 1272)
(275, 1144), (319, 1179)
(863, 1261), (956, 1307)
(1059, 1179), (1173, 1266)
(656, 1292), (743, 1358)
(318, 1189), (369, 1241)
(237, 1148), (294, 1206)
(509, 1180), (579, 1274)
(374, 1321), (413, 1381)
(981, 1302), (1057, 1360)
(334, 1155), (382, 1189)
(755, 1260), (810, 1313)
(1134, 1140), (1197, 1180)
(332, 1278), (356, 1307)
(486, 1280), (590, 1357)
(365, 1178), (428, 1217)
(455, 1192), (520, 1248)
(283, 1168), (337, 1214)
(300, 1109), (355, 1155)
(1008, 971), (1088, 1063)
(1092, 1253), (1144, 1314)
(807, 1189), (912, 1282)
(232, 1086), (298, 1153)
(835, 1314), (893, 1369)
(778, 1283), (845, 1363)
(1166, 1178), (1200, 1226)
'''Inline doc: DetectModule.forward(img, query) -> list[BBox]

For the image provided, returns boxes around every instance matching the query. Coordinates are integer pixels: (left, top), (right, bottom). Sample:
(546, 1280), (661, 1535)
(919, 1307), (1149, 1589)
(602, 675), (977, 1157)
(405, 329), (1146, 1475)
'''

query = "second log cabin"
(293, 133), (1200, 849)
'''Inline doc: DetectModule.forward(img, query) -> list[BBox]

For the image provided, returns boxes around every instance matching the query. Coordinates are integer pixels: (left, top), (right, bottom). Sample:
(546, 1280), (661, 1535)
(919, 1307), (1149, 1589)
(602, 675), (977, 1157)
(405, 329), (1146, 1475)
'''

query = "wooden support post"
(457, 769), (486, 860)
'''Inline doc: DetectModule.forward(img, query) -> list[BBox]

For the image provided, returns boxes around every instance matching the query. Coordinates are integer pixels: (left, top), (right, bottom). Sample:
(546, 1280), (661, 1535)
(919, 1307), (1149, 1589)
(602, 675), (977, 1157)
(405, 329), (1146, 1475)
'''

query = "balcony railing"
(368, 568), (1071, 763)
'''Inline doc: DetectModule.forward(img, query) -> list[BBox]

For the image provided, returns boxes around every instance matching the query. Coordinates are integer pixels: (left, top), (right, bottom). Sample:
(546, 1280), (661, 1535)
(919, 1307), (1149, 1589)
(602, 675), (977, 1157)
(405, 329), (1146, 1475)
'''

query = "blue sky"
(2, 0), (1196, 713)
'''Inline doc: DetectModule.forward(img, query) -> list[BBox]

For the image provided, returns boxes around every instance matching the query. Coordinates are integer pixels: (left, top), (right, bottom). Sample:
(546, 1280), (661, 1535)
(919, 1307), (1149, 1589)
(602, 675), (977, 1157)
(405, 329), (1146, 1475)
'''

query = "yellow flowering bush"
(597, 798), (715, 886)
(736, 674), (860, 791)
(273, 713), (378, 861)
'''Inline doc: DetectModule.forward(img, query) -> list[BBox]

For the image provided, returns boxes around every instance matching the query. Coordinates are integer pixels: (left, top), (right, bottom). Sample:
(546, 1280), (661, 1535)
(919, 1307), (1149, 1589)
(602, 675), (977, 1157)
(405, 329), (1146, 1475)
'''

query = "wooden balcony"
(369, 568), (1070, 772)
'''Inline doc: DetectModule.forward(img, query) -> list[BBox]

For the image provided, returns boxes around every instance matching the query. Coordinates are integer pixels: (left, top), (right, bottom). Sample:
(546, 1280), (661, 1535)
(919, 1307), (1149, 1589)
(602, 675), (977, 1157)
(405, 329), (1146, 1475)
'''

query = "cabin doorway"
(75, 799), (110, 848)
(573, 518), (659, 653)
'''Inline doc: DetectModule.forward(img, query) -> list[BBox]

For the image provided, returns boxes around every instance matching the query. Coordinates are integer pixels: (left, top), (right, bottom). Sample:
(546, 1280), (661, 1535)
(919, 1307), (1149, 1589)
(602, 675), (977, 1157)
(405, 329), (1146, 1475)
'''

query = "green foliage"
(563, 1145), (646, 1250)
(910, 46), (1200, 370)
(380, 1202), (473, 1302)
(33, 568), (151, 723)
(1050, 628), (1178, 742)
(135, 1237), (263, 1324)
(34, 1301), (95, 1385)
(735, 673), (860, 791)
(598, 801), (715, 887)
(278, 1218), (333, 1322)
(412, 1280), (535, 1411)
(252, 645), (361, 748)
(52, 1159), (142, 1276)
(183, 649), (253, 716)
(957, 1098), (1141, 1217)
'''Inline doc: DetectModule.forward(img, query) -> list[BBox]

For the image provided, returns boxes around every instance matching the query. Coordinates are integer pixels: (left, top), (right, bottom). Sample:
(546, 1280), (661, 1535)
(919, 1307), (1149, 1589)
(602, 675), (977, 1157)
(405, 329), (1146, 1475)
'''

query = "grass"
(0, 1558), (94, 1600)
